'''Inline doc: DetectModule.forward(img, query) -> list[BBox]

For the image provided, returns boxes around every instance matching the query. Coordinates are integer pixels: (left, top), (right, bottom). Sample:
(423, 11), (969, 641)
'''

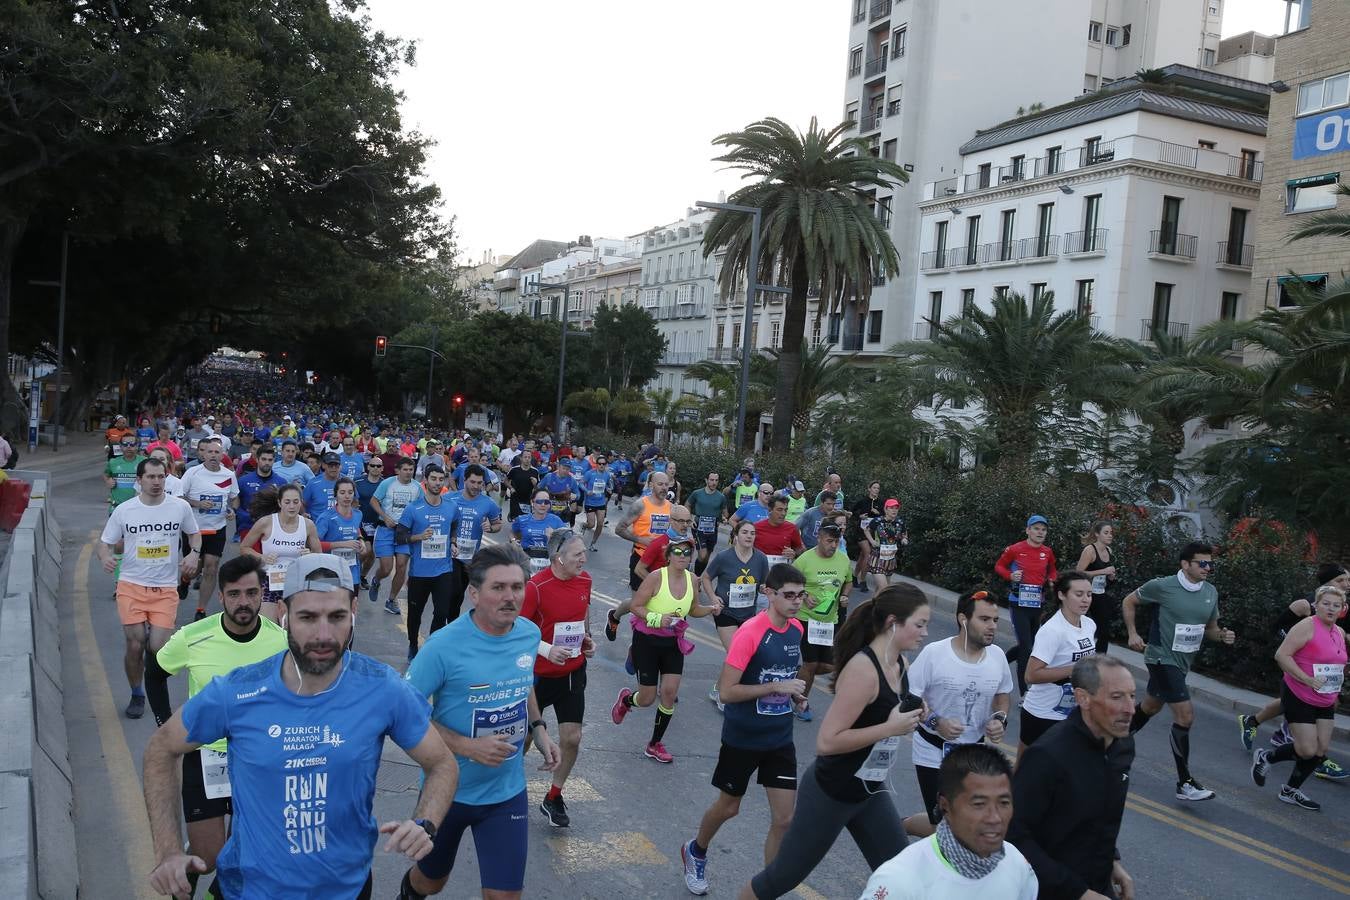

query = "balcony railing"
(708, 346), (741, 362)
(1140, 319), (1189, 341)
(864, 55), (887, 78)
(1079, 143), (1117, 167)
(1217, 241), (1254, 268)
(984, 240), (1016, 263)
(1017, 235), (1059, 260)
(886, 99), (902, 117)
(844, 114), (858, 129)
(660, 351), (707, 366)
(913, 322), (936, 341)
(1063, 229), (1108, 254)
(920, 249), (949, 270)
(860, 109), (884, 131)
(1229, 157), (1263, 181)
(870, 0), (892, 21)
(1149, 230), (1198, 259)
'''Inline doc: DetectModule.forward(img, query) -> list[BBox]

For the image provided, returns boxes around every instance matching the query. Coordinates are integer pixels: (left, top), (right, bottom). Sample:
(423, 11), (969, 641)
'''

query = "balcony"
(921, 249), (950, 271)
(1016, 235), (1059, 260)
(1229, 157), (1263, 181)
(840, 333), (865, 351)
(660, 350), (707, 366)
(1140, 319), (1189, 341)
(869, 0), (892, 22)
(1216, 241), (1254, 269)
(1149, 230), (1198, 260)
(913, 322), (936, 341)
(860, 109), (884, 132)
(886, 99), (901, 117)
(1079, 143), (1117, 167)
(844, 114), (859, 129)
(983, 240), (1017, 265)
(708, 346), (741, 362)
(864, 55), (887, 79)
(1063, 229), (1108, 255)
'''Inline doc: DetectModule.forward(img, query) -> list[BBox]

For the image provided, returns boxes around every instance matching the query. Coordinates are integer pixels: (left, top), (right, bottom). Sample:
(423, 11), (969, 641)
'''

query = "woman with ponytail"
(1019, 571), (1097, 753)
(736, 585), (930, 900)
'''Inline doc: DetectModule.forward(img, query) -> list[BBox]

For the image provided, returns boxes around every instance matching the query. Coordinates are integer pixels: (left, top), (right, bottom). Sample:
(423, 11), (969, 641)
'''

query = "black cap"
(322, 451), (341, 464)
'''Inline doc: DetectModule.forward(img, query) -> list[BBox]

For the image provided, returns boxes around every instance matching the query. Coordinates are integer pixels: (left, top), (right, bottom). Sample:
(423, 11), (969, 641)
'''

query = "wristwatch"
(414, 818), (437, 839)
(529, 719), (547, 732)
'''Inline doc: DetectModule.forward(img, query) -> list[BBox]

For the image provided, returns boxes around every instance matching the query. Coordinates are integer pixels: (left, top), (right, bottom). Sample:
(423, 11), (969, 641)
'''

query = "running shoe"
(1175, 779), (1215, 801)
(1237, 713), (1258, 752)
(624, 648), (635, 676)
(644, 741), (674, 764)
(1315, 758), (1348, 781)
(589, 544), (598, 552)
(795, 704), (813, 722)
(369, 577), (381, 601)
(605, 610), (619, 642)
(680, 839), (709, 895)
(539, 794), (570, 828)
(1278, 786), (1320, 811)
(1251, 749), (1270, 788)
(612, 688), (633, 725)
(384, 598), (401, 615)
(1270, 723), (1292, 748)
(359, 578), (370, 590)
(193, 608), (206, 622)
(125, 695), (146, 719)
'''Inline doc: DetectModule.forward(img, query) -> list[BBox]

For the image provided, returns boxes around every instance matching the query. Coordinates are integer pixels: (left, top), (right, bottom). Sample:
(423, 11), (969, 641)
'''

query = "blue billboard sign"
(1293, 108), (1350, 160)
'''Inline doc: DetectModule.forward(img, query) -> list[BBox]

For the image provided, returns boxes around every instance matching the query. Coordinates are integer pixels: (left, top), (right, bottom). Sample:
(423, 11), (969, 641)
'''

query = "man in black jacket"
(1009, 655), (1137, 900)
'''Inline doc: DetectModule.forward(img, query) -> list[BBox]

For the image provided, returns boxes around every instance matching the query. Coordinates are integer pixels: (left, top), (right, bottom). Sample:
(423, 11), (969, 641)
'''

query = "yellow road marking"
(72, 535), (159, 900)
(546, 830), (666, 874)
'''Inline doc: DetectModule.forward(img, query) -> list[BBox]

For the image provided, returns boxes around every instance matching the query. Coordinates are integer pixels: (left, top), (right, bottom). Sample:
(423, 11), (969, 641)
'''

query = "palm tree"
(646, 386), (693, 445)
(684, 357), (772, 443)
(892, 290), (1137, 465)
(702, 117), (907, 451)
(760, 341), (855, 436)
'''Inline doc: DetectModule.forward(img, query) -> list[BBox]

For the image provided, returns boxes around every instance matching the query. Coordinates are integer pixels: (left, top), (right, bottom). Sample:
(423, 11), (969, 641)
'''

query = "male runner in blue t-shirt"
(446, 463), (503, 618)
(143, 554), (459, 900)
(578, 453), (615, 552)
(399, 544), (560, 900)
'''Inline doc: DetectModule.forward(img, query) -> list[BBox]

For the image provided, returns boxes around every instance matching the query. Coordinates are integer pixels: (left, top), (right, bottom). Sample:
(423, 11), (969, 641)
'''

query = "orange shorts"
(116, 582), (180, 629)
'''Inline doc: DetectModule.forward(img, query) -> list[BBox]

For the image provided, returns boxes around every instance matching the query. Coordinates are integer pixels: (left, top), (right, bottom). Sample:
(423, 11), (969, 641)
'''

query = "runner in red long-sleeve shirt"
(994, 514), (1058, 695)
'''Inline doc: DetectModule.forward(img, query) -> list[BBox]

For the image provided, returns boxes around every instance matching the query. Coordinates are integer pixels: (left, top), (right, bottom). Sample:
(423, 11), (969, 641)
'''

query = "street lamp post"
(28, 230), (69, 453)
(695, 202), (789, 452)
(540, 280), (571, 445)
(381, 337), (447, 423)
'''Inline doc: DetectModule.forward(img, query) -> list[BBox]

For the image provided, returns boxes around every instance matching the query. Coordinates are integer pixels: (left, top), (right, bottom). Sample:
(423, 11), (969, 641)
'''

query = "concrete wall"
(0, 475), (76, 900)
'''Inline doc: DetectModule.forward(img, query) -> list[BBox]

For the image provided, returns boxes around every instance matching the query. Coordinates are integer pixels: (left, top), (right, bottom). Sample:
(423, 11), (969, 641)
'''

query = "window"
(1159, 196), (1182, 252)
(999, 209), (1016, 261)
(883, 138), (897, 161)
(1220, 292), (1241, 321)
(1277, 274), (1327, 308)
(677, 252), (685, 279)
(1045, 146), (1061, 175)
(964, 216), (980, 265)
(849, 46), (863, 77)
(1152, 283), (1173, 329)
(1106, 27), (1119, 46)
(1286, 174), (1340, 213)
(811, 318), (822, 346)
(770, 321), (781, 348)
(961, 289), (975, 317)
(1084, 73), (1098, 92)
(1084, 135), (1106, 163)
(1203, 48), (1215, 67)
(1121, 24), (1131, 45)
(1226, 208), (1249, 262)
(1009, 155), (1025, 180)
(1075, 279), (1094, 316)
(1239, 149), (1259, 179)
(827, 312), (842, 343)
(1296, 72), (1349, 115)
(1088, 20), (1102, 41)
(892, 27), (907, 58)
(928, 291), (943, 324)
(978, 163), (992, 188)
(1198, 139), (1216, 150)
(1036, 202), (1054, 256)
(732, 321), (742, 347)
(934, 220), (949, 261)
(716, 323), (725, 347)
(1030, 282), (1049, 301)
(1083, 194), (1102, 243)
(751, 321), (759, 347)
(867, 310), (883, 343)
(994, 285), (1010, 301)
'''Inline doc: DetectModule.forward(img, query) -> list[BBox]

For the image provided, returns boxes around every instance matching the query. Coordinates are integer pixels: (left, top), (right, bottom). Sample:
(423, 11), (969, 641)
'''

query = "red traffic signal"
(453, 394), (463, 406)
(375, 335), (388, 357)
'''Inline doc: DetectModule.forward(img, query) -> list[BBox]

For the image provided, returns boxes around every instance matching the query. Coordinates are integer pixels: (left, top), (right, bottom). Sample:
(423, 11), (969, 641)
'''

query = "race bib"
(697, 515), (717, 534)
(266, 564), (287, 593)
(553, 620), (586, 656)
(649, 513), (669, 534)
(766, 555), (788, 568)
(756, 679), (793, 717)
(550, 499), (568, 515)
(455, 536), (479, 562)
(332, 547), (357, 564)
(1017, 584), (1042, 608)
(1313, 663), (1345, 694)
(1051, 683), (1077, 716)
(855, 734), (901, 782)
(528, 556), (549, 575)
(728, 583), (757, 609)
(136, 534), (171, 560)
(1091, 574), (1108, 594)
(588, 483), (605, 497)
(472, 698), (527, 758)
(807, 620), (835, 646)
(860, 516), (876, 533)
(114, 474), (136, 489)
(422, 535), (447, 559)
(200, 748), (231, 800)
(1171, 623), (1204, 654)
(198, 493), (224, 516)
(360, 522), (377, 537)
(879, 542), (898, 560)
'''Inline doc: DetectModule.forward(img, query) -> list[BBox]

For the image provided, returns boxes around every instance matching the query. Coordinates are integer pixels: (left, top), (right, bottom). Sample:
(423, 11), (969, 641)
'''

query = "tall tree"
(702, 117), (907, 451)
(586, 304), (666, 392)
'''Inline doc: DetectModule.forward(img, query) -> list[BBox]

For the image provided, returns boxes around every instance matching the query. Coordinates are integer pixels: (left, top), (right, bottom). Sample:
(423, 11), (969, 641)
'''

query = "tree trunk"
(0, 216), (29, 434)
(771, 254), (810, 452)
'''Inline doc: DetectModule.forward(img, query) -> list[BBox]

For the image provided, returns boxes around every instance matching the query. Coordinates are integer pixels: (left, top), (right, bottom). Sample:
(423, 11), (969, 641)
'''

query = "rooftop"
(496, 239), (570, 274)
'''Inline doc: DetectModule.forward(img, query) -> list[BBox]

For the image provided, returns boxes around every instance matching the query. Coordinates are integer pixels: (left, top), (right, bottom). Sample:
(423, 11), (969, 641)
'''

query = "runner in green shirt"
(105, 437), (145, 510)
(792, 523), (854, 720)
(144, 554), (289, 889)
(1122, 541), (1236, 803)
(784, 481), (808, 522)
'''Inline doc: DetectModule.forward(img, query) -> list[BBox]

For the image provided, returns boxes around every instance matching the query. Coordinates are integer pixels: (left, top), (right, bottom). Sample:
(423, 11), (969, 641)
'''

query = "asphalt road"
(43, 437), (1350, 899)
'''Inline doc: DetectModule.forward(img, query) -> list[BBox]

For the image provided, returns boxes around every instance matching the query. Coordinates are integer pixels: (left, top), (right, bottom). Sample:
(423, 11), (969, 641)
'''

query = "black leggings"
(408, 572), (456, 648)
(1088, 592), (1116, 654)
(1007, 604), (1041, 695)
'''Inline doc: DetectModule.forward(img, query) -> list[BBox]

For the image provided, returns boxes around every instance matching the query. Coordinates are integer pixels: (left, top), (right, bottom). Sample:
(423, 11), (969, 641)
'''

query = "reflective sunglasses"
(668, 546), (693, 557)
(1193, 560), (1215, 569)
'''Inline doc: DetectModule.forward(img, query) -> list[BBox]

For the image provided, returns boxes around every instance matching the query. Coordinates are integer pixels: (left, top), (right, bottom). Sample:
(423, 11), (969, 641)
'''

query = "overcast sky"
(362, 0), (1289, 265)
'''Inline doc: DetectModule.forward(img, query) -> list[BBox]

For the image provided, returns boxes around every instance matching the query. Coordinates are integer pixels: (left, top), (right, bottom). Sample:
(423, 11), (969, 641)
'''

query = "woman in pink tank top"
(1251, 585), (1348, 811)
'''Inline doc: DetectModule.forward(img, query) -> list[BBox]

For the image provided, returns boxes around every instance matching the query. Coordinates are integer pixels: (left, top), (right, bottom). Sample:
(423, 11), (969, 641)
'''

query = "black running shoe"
(604, 609), (619, 642)
(125, 695), (146, 719)
(193, 608), (206, 622)
(539, 794), (570, 827)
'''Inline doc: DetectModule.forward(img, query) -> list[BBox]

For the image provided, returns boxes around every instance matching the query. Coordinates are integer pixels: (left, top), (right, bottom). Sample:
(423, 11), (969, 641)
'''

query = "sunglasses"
(1193, 560), (1215, 569)
(668, 546), (693, 557)
(533, 498), (551, 505)
(121, 442), (137, 447)
(819, 524), (843, 536)
(367, 464), (383, 469)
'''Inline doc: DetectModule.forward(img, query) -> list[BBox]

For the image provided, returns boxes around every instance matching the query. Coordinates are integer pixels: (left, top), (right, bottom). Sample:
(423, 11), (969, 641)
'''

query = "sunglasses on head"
(819, 524), (843, 536)
(969, 589), (990, 601)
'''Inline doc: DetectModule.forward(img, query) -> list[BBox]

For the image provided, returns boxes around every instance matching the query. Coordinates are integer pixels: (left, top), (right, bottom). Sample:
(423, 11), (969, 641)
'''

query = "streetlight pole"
(542, 281), (571, 445)
(695, 202), (789, 453)
(427, 323), (438, 425)
(28, 230), (69, 453)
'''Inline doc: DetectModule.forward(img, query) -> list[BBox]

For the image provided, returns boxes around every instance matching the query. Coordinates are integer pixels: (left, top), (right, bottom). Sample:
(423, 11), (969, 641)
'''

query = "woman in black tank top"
(1076, 520), (1117, 654)
(739, 585), (931, 899)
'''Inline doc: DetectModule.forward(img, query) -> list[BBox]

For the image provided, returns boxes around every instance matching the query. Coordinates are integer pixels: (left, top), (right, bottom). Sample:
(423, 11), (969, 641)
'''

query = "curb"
(894, 575), (1350, 745)
(0, 475), (77, 900)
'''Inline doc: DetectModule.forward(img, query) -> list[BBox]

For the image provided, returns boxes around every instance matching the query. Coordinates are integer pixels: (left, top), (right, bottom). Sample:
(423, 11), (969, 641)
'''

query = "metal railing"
(1063, 229), (1108, 253)
(864, 55), (887, 78)
(963, 171), (992, 192)
(1157, 140), (1199, 168)
(870, 0), (892, 22)
(1078, 143), (1117, 167)
(1140, 319), (1189, 341)
(984, 240), (1016, 263)
(1018, 235), (1059, 259)
(1229, 157), (1263, 181)
(860, 109), (884, 131)
(913, 322), (936, 341)
(1149, 230), (1197, 259)
(997, 162), (1028, 184)
(1216, 241), (1254, 267)
(660, 351), (707, 365)
(708, 346), (741, 361)
(844, 114), (859, 129)
(932, 176), (959, 198)
(920, 250), (948, 270)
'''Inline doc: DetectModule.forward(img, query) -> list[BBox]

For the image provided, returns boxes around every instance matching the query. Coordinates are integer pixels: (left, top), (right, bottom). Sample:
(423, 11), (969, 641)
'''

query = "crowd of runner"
(92, 360), (1347, 899)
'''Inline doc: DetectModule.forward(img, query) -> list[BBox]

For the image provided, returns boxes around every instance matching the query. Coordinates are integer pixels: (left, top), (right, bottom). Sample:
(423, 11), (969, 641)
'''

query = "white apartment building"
(494, 236), (641, 316)
(537, 256), (642, 330)
(837, 0), (1232, 355)
(638, 210), (719, 394)
(913, 66), (1268, 347)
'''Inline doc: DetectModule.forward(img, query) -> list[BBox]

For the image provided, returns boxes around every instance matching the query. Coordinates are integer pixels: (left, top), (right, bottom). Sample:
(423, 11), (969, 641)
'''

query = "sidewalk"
(893, 574), (1350, 743)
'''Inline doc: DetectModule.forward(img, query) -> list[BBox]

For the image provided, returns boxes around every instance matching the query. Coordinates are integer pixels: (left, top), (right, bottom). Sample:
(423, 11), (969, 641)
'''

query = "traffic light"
(453, 394), (463, 406)
(375, 335), (388, 357)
